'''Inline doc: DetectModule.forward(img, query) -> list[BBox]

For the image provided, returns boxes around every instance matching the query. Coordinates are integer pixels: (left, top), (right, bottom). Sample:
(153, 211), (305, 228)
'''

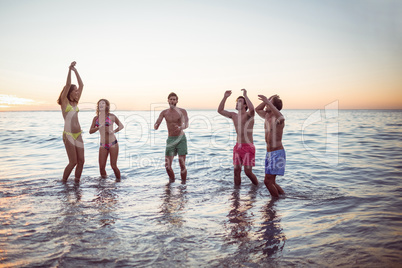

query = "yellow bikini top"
(65, 103), (79, 112)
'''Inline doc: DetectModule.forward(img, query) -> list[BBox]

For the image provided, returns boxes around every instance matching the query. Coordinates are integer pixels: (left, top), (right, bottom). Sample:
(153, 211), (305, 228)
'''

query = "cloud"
(0, 94), (35, 106)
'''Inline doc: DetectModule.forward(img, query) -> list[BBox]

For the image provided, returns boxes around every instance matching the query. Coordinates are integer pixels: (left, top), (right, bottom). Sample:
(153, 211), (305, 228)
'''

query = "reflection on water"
(1, 110), (401, 266)
(56, 184), (83, 230)
(61, 183), (82, 204)
(224, 186), (260, 266)
(51, 179), (123, 266)
(260, 199), (286, 257)
(159, 181), (188, 227)
(224, 187), (286, 264)
(48, 183), (85, 264)
(94, 179), (119, 227)
(226, 187), (257, 243)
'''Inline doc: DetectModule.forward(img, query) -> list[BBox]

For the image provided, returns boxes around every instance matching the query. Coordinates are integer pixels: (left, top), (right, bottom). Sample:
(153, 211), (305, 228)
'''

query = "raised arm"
(255, 101), (267, 119)
(58, 63), (74, 105)
(241, 89), (254, 117)
(217, 90), (234, 118)
(154, 111), (165, 130)
(111, 114), (124, 133)
(71, 64), (84, 101)
(258, 95), (285, 123)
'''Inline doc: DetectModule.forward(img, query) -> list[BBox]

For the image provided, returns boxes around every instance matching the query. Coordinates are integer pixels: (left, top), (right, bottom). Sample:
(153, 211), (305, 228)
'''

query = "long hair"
(57, 84), (77, 105)
(96, 99), (110, 116)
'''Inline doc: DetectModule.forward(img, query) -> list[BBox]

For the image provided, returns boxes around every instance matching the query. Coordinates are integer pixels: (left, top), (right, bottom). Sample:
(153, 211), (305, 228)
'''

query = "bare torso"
(264, 113), (284, 151)
(61, 102), (81, 133)
(232, 111), (254, 144)
(164, 108), (187, 137)
(97, 113), (117, 144)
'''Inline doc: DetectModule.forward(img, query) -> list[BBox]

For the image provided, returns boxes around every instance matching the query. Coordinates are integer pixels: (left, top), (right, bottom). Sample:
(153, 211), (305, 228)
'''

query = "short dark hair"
(272, 97), (283, 111)
(236, 96), (248, 111)
(168, 92), (178, 100)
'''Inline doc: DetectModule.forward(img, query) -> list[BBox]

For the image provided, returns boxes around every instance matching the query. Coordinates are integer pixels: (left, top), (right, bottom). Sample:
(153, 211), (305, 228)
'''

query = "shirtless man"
(154, 92), (189, 181)
(218, 89), (259, 186)
(256, 94), (286, 198)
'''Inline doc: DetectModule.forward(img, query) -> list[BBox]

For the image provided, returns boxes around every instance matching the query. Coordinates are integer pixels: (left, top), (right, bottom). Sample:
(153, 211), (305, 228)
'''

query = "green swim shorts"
(165, 135), (188, 156)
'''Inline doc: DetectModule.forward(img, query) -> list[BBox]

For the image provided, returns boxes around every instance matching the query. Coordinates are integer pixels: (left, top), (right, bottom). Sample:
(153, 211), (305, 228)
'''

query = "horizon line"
(1, 108), (402, 112)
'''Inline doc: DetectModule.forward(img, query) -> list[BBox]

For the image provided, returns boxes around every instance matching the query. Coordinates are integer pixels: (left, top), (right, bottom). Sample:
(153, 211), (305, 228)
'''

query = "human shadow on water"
(159, 181), (188, 227)
(260, 198), (286, 258)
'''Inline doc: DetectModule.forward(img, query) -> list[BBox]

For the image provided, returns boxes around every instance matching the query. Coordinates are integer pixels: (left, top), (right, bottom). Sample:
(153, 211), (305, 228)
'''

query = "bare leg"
(234, 165), (242, 186)
(109, 144), (120, 180)
(99, 146), (109, 178)
(74, 135), (85, 183)
(244, 166), (258, 185)
(276, 182), (285, 195)
(62, 133), (78, 183)
(178, 155), (187, 181)
(264, 174), (284, 197)
(165, 155), (175, 180)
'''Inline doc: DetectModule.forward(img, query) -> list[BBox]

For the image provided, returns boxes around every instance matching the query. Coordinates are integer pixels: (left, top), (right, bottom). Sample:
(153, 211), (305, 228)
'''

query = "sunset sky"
(0, 0), (401, 111)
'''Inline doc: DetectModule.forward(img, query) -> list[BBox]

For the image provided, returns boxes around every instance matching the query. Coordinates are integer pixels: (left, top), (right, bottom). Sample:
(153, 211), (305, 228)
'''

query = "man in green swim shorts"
(154, 92), (189, 181)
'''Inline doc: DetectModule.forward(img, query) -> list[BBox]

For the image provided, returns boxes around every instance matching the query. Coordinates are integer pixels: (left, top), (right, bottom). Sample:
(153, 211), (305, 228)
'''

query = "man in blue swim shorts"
(154, 92), (189, 181)
(256, 94), (286, 198)
(265, 149), (286, 176)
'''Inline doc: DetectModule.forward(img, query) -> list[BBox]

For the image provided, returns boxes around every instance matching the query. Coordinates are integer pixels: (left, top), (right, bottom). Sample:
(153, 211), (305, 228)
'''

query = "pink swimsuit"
(96, 116), (117, 150)
(233, 143), (255, 167)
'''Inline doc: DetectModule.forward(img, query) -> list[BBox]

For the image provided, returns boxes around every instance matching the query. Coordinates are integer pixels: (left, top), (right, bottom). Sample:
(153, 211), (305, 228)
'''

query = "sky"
(0, 0), (401, 111)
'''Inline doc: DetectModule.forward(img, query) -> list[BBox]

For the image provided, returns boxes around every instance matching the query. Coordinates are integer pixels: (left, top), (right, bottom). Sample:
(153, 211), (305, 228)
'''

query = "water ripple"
(1, 110), (401, 267)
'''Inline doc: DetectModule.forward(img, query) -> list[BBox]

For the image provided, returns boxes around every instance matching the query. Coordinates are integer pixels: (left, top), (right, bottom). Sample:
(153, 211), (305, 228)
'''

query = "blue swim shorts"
(265, 149), (286, 175)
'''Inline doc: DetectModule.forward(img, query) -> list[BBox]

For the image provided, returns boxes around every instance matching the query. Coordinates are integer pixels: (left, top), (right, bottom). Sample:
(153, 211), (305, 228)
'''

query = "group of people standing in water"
(58, 61), (286, 198)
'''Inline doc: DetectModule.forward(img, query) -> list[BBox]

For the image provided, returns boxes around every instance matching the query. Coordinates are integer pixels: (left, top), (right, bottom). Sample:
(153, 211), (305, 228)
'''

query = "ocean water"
(0, 109), (401, 267)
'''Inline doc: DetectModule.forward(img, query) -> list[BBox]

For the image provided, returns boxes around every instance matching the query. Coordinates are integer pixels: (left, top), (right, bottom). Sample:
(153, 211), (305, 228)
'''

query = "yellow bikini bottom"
(63, 131), (82, 140)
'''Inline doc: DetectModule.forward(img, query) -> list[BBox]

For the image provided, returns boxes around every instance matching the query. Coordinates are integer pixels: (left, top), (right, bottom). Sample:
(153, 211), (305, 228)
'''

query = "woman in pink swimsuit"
(89, 99), (124, 181)
(57, 61), (84, 183)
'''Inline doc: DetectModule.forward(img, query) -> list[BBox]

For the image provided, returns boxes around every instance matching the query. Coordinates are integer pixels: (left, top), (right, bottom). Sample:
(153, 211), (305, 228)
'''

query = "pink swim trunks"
(233, 143), (255, 167)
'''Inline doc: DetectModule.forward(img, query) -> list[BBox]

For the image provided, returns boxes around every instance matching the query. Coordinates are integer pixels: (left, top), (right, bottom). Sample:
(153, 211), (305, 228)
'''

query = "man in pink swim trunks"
(218, 89), (258, 186)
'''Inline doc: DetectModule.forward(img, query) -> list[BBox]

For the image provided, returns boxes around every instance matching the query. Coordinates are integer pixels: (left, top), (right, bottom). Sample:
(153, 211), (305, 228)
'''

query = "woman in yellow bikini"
(89, 99), (124, 181)
(57, 61), (84, 183)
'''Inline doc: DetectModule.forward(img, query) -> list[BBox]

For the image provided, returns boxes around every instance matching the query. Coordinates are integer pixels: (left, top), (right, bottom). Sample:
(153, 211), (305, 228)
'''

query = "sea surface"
(0, 109), (401, 267)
